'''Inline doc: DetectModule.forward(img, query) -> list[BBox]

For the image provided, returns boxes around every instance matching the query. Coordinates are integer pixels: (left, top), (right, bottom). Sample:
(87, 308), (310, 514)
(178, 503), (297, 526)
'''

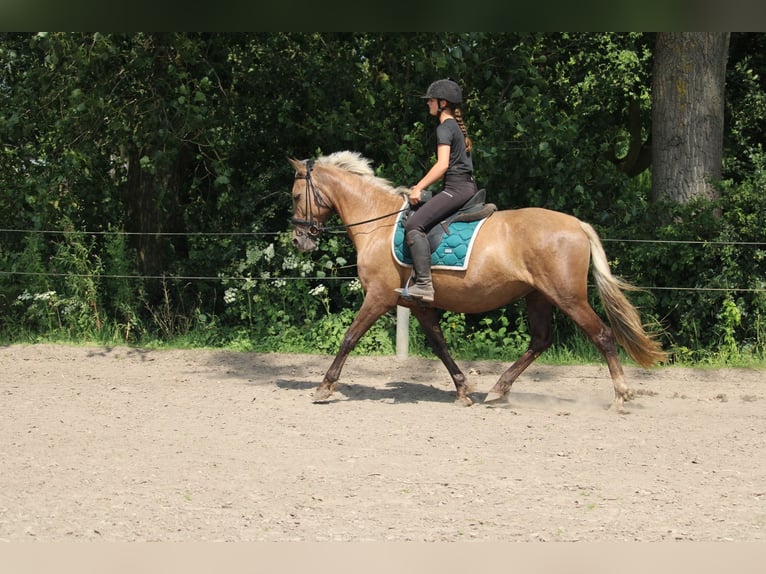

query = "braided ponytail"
(453, 107), (472, 153)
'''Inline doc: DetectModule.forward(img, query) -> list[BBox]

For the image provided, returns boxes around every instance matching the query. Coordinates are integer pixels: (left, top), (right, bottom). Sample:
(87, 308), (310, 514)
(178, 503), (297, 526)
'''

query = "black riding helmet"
(421, 78), (462, 105)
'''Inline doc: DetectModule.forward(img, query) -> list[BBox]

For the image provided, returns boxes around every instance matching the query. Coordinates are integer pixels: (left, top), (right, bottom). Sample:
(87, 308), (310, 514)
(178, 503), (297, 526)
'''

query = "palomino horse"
(289, 151), (666, 412)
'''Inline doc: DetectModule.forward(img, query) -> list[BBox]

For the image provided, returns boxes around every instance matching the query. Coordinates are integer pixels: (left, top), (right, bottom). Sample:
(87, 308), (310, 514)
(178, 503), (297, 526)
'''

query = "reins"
(290, 160), (409, 239)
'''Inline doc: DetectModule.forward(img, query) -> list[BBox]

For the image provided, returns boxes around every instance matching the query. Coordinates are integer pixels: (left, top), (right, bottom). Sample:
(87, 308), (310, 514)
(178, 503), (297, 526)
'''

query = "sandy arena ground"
(1, 343), (764, 542)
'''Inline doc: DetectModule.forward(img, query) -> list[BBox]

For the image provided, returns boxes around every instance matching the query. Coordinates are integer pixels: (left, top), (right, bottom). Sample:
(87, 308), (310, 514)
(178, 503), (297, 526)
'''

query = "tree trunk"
(125, 145), (167, 283)
(651, 32), (730, 203)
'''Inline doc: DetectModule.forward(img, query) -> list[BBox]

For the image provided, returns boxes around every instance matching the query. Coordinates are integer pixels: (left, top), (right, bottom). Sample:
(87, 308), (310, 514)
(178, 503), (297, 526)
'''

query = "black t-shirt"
(436, 118), (473, 176)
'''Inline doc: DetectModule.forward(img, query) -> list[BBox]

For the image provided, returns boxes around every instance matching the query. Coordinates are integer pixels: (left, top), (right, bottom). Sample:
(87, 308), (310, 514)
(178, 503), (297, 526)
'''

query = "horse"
(288, 150), (666, 412)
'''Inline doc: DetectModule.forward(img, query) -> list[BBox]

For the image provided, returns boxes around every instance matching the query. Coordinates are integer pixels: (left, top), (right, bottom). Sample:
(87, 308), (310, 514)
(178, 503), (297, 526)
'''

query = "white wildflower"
(309, 284), (327, 297)
(282, 254), (297, 270)
(223, 288), (239, 305)
(16, 290), (56, 303)
(16, 290), (32, 302)
(245, 246), (262, 265)
(347, 279), (363, 293)
(35, 290), (57, 301)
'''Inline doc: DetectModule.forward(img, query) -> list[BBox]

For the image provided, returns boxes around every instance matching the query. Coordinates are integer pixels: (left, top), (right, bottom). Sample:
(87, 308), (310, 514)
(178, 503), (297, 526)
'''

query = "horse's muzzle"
(292, 229), (318, 252)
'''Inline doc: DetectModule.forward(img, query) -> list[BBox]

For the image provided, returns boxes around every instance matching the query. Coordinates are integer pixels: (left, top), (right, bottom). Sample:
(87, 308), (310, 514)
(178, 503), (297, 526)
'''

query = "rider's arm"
(410, 144), (450, 204)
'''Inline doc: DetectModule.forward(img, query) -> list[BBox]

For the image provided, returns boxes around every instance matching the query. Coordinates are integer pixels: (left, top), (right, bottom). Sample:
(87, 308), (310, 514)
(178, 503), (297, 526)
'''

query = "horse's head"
(288, 151), (404, 252)
(289, 158), (334, 252)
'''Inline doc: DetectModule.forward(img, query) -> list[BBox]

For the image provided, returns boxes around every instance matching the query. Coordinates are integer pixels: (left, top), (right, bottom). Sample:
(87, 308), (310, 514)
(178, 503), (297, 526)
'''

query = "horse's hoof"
(611, 397), (631, 414)
(484, 390), (510, 405)
(454, 395), (473, 407)
(312, 384), (336, 403)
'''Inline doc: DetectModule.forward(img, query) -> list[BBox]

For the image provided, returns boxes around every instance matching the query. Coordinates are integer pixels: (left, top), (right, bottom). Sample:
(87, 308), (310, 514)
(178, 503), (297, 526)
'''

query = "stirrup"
(396, 280), (434, 303)
(395, 273), (434, 303)
(395, 276), (418, 300)
(395, 275), (414, 299)
(396, 287), (433, 304)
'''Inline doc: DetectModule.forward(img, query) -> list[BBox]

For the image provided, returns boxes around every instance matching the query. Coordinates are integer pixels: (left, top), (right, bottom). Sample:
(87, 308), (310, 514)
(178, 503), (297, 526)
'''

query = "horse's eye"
(293, 193), (301, 203)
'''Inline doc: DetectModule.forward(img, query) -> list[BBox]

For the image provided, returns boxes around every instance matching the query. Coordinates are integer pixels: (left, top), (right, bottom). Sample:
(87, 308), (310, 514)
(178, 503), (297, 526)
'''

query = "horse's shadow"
(274, 378), (469, 404)
(273, 378), (590, 408)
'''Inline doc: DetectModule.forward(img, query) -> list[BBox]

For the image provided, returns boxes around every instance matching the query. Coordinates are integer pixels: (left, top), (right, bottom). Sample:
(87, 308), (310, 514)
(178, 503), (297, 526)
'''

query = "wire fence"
(2, 227), (765, 293)
(2, 227), (765, 246)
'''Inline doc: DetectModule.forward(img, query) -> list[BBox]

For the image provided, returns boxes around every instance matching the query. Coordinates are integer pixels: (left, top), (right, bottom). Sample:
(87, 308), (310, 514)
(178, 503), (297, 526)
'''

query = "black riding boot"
(396, 230), (434, 303)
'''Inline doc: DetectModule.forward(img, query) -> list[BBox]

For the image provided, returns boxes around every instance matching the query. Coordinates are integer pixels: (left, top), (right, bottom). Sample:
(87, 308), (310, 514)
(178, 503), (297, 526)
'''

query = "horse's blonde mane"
(314, 151), (403, 195)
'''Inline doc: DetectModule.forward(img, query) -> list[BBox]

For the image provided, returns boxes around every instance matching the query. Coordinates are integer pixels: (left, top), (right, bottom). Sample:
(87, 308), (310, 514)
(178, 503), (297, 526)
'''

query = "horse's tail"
(580, 221), (667, 368)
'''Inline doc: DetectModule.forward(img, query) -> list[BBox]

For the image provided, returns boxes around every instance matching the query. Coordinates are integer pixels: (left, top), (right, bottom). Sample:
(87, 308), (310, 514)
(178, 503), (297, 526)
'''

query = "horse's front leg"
(411, 306), (473, 406)
(313, 297), (391, 403)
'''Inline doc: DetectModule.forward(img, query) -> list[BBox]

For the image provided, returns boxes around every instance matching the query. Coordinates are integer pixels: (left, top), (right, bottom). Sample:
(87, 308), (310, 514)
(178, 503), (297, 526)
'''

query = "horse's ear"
(288, 157), (305, 173)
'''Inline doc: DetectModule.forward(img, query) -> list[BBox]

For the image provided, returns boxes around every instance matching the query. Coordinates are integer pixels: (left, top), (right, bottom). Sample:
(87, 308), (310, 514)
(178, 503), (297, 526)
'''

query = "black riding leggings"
(404, 174), (478, 235)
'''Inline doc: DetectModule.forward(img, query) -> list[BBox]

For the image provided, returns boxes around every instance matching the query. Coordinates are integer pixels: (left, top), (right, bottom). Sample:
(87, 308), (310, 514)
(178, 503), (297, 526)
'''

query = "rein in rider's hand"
(409, 187), (423, 205)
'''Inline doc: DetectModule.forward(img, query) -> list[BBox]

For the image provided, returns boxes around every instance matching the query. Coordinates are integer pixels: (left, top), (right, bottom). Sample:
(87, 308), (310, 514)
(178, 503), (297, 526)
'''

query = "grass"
(2, 316), (765, 370)
(3, 331), (765, 371)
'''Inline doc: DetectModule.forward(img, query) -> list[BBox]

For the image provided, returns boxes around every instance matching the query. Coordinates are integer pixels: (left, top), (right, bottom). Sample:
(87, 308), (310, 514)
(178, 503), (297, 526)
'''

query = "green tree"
(1, 32), (765, 358)
(652, 32), (731, 203)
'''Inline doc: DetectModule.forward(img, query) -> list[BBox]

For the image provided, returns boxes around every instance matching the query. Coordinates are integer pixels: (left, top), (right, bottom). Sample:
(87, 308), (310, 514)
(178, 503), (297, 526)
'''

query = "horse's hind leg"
(559, 300), (634, 413)
(411, 306), (473, 406)
(484, 292), (554, 404)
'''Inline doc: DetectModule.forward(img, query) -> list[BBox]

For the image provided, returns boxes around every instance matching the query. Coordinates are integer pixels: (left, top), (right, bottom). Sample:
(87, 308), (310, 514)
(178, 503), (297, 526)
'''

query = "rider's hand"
(409, 187), (422, 205)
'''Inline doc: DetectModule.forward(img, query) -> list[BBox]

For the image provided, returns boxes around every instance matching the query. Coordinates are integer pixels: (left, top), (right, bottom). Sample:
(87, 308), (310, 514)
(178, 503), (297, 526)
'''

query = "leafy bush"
(1, 33), (765, 367)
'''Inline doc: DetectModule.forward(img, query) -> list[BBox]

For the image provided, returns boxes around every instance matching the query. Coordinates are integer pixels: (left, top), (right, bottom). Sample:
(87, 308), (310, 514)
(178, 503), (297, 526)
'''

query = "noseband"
(290, 160), (330, 240)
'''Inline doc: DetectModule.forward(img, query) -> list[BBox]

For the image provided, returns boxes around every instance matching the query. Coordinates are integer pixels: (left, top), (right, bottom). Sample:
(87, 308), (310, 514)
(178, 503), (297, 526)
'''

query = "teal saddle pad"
(392, 209), (489, 271)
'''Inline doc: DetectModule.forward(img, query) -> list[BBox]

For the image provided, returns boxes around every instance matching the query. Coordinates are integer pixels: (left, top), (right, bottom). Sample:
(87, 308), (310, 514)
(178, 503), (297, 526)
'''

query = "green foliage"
(311, 308), (397, 356)
(433, 308), (531, 361)
(1, 32), (765, 366)
(602, 160), (766, 363)
(7, 227), (103, 338)
(101, 229), (141, 342)
(470, 310), (531, 359)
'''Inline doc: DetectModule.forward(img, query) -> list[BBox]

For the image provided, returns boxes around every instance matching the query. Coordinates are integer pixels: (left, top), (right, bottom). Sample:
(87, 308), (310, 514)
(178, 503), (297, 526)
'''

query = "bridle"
(290, 159), (410, 240)
(290, 160), (328, 241)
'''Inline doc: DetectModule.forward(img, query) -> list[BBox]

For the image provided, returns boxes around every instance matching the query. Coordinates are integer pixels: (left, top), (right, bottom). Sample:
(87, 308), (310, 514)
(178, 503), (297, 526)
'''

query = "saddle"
(409, 189), (497, 252)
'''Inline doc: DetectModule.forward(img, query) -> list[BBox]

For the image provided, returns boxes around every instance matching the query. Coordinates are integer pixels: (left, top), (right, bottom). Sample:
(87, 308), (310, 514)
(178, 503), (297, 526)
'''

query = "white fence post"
(396, 305), (410, 360)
